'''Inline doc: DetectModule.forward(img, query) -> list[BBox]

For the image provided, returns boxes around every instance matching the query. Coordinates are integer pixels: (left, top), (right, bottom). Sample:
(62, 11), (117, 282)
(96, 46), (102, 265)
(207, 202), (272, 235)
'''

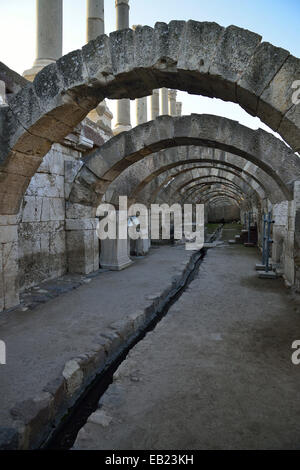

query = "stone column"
(160, 88), (169, 115)
(150, 89), (160, 120)
(86, 0), (113, 130)
(87, 0), (104, 42)
(66, 218), (99, 274)
(100, 212), (133, 270)
(136, 97), (147, 125)
(114, 0), (131, 135)
(23, 0), (63, 81)
(176, 101), (182, 116)
(132, 25), (147, 127)
(168, 89), (177, 116)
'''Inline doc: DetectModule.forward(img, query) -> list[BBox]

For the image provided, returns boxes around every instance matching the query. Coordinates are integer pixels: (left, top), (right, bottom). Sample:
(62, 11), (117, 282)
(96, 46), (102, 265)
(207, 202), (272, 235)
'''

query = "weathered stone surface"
(1, 21), (300, 215)
(0, 427), (19, 450)
(209, 25), (262, 102)
(62, 359), (84, 396)
(258, 54), (300, 131)
(71, 115), (299, 206)
(66, 228), (99, 274)
(237, 42), (289, 115)
(0, 61), (28, 94)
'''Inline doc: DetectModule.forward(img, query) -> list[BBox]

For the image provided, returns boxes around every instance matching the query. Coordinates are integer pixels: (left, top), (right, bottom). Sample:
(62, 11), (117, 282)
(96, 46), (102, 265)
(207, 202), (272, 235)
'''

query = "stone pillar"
(0, 215), (19, 311)
(100, 212), (132, 270)
(136, 97), (147, 125)
(114, 0), (131, 135)
(150, 89), (160, 120)
(23, 0), (63, 81)
(86, 0), (113, 130)
(176, 101), (182, 116)
(168, 89), (177, 117)
(66, 218), (99, 274)
(160, 88), (169, 115)
(87, 0), (104, 42)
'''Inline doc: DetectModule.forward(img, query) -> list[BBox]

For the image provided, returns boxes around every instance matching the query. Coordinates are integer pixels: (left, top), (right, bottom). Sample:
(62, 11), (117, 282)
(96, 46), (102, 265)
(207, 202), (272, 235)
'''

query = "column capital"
(115, 0), (129, 6)
(168, 89), (177, 99)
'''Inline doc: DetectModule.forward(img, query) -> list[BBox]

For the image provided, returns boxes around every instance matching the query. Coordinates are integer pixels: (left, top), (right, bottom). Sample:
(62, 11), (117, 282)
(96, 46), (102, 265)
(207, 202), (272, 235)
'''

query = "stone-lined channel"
(45, 227), (222, 449)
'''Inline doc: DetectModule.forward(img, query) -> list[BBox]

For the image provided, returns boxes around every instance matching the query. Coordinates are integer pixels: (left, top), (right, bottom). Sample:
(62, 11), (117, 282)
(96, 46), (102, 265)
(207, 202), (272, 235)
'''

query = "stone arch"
(106, 162), (264, 206)
(69, 115), (299, 210)
(157, 172), (258, 205)
(104, 147), (272, 207)
(181, 184), (244, 204)
(129, 148), (279, 203)
(2, 20), (300, 213)
(174, 178), (247, 202)
(207, 195), (240, 207)
(198, 190), (243, 205)
(149, 165), (263, 203)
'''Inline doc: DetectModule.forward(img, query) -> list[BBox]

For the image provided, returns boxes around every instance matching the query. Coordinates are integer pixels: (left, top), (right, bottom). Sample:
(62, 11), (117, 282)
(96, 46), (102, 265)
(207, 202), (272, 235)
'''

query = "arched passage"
(69, 115), (300, 209)
(157, 172), (258, 205)
(175, 178), (247, 202)
(148, 165), (263, 203)
(2, 20), (300, 213)
(104, 147), (273, 207)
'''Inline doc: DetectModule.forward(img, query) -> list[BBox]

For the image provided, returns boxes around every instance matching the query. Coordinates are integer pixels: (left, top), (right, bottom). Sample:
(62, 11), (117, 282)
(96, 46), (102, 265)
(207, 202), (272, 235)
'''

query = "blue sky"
(1, 0), (300, 131)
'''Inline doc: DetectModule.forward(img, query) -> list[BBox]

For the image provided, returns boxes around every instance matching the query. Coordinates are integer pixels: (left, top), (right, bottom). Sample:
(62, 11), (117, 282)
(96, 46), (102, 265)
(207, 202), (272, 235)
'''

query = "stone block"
(63, 359), (84, 396)
(0, 224), (18, 244)
(178, 21), (224, 75)
(209, 25), (262, 102)
(258, 55), (300, 131)
(67, 229), (99, 274)
(26, 174), (64, 198)
(22, 196), (42, 223)
(38, 147), (64, 176)
(65, 218), (97, 231)
(237, 42), (289, 115)
(65, 202), (96, 219)
(100, 237), (132, 271)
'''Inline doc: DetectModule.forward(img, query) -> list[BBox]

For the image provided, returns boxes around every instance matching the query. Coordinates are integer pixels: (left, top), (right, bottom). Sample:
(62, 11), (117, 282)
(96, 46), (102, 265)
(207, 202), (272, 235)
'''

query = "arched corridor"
(1, 1), (300, 452)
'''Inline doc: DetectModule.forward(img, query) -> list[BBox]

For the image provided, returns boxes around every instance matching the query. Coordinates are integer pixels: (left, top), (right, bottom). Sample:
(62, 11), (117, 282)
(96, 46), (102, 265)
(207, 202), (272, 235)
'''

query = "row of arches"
(1, 19), (300, 311)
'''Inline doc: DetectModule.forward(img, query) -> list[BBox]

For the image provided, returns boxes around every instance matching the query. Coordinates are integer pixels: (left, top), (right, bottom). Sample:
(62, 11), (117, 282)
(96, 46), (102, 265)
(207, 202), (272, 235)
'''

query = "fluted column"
(168, 89), (177, 116)
(160, 88), (169, 115)
(87, 0), (104, 42)
(176, 101), (183, 116)
(23, 0), (63, 81)
(150, 89), (160, 120)
(114, 0), (131, 135)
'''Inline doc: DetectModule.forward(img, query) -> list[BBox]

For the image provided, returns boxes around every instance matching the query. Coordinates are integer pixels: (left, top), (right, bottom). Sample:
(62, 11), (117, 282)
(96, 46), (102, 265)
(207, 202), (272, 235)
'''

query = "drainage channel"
(45, 227), (222, 450)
